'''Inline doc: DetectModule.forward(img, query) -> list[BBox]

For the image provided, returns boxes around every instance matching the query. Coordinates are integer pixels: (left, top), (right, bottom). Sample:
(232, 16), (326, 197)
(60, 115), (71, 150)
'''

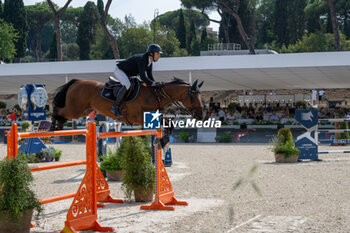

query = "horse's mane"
(167, 77), (189, 85)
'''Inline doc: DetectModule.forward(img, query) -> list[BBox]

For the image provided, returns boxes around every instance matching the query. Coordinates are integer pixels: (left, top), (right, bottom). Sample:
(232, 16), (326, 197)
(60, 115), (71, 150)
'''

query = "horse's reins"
(157, 87), (193, 115)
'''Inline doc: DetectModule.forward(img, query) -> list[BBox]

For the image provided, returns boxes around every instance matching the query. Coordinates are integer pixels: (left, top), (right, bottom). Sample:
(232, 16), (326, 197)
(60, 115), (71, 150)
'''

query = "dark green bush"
(0, 156), (42, 221)
(121, 136), (154, 201)
(277, 128), (294, 144)
(272, 128), (300, 158)
(100, 148), (123, 171)
(274, 141), (300, 158)
(179, 130), (190, 142)
(338, 122), (350, 140)
(218, 132), (232, 143)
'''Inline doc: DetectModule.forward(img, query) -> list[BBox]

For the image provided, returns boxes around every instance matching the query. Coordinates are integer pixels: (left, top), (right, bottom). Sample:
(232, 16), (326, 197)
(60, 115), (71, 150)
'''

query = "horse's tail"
(52, 79), (79, 126)
(53, 79), (79, 108)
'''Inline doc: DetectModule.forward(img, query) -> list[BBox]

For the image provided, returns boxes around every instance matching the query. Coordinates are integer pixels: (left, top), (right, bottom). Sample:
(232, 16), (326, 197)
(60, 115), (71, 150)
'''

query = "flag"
(88, 111), (95, 121)
(8, 112), (16, 121)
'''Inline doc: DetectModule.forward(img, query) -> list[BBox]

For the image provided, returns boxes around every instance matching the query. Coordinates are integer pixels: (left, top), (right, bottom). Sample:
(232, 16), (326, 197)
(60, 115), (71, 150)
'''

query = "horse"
(50, 78), (204, 133)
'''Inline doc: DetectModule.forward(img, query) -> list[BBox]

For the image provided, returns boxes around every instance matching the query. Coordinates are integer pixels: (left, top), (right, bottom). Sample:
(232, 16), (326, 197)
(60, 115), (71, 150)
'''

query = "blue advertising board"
(295, 132), (318, 160)
(22, 84), (46, 121)
(295, 109), (318, 129)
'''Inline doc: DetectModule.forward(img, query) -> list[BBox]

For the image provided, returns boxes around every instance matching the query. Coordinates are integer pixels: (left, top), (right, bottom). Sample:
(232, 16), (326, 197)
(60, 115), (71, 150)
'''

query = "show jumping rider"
(111, 44), (163, 117)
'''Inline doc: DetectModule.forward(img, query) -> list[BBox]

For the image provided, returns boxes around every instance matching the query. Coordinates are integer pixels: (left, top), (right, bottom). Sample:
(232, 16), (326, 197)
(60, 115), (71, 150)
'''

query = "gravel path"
(1, 143), (350, 233)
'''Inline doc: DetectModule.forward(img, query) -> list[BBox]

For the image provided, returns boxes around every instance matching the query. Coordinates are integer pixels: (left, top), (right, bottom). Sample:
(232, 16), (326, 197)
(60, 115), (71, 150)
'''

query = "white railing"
(207, 43), (241, 51)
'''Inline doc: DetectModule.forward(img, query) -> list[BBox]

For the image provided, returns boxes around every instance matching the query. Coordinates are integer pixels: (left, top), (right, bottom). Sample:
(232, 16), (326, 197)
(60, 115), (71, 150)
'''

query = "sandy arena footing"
(1, 143), (350, 233)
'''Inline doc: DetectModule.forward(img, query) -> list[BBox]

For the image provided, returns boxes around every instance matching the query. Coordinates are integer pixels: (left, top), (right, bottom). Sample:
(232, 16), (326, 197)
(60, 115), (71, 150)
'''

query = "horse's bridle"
(155, 85), (198, 116)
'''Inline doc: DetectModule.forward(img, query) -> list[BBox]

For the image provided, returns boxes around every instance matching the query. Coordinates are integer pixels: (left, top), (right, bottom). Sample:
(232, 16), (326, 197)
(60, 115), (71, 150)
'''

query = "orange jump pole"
(7, 123), (18, 160)
(30, 160), (87, 172)
(140, 129), (188, 210)
(6, 123), (118, 232)
(98, 129), (158, 139)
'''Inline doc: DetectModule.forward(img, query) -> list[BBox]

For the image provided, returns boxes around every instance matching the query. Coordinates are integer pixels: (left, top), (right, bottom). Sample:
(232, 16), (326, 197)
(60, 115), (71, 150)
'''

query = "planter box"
(107, 170), (123, 181)
(0, 209), (33, 233)
(274, 153), (299, 163)
(134, 188), (154, 202)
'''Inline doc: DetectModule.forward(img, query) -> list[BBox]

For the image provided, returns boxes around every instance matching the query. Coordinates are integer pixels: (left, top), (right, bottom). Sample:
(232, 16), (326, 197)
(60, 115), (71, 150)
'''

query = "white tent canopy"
(0, 51), (349, 94)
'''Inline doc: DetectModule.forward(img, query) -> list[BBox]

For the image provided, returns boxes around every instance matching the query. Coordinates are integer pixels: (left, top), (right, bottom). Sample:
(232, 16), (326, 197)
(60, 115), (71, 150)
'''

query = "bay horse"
(50, 78), (204, 131)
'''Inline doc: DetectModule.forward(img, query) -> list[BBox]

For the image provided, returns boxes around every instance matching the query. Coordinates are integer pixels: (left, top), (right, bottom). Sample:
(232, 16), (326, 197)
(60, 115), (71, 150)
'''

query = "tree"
(3, 0), (28, 59)
(287, 0), (306, 45)
(0, 19), (18, 61)
(98, 0), (120, 59)
(47, 0), (72, 61)
(176, 9), (187, 49)
(187, 18), (196, 54)
(156, 9), (209, 32)
(325, 0), (341, 50)
(218, 0), (256, 49)
(0, 0), (3, 19)
(116, 16), (184, 58)
(255, 0), (275, 47)
(304, 0), (323, 34)
(76, 1), (99, 60)
(181, 0), (256, 54)
(26, 3), (52, 61)
(48, 32), (57, 60)
(61, 7), (83, 44)
(97, 0), (104, 17)
(274, 0), (289, 47)
(200, 27), (208, 50)
(90, 26), (113, 59)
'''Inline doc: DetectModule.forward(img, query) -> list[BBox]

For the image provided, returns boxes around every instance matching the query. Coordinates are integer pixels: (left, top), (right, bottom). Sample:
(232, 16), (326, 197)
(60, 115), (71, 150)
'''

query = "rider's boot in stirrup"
(112, 86), (127, 117)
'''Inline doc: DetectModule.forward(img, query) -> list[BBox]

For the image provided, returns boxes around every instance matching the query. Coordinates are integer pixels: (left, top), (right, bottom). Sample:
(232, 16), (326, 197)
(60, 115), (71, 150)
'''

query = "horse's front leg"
(49, 118), (57, 131)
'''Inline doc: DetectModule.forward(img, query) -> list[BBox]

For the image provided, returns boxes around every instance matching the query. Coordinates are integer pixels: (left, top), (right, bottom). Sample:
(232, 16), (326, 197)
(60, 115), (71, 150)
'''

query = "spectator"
(233, 110), (241, 120)
(218, 108), (225, 121)
(319, 90), (324, 101)
(284, 107), (290, 117)
(248, 103), (255, 114)
(270, 111), (279, 122)
(236, 103), (242, 113)
(255, 112), (263, 122)
(242, 103), (248, 112)
(266, 104), (272, 113)
(210, 112), (219, 121)
(254, 103), (259, 113)
(226, 111), (234, 123)
(263, 110), (271, 121)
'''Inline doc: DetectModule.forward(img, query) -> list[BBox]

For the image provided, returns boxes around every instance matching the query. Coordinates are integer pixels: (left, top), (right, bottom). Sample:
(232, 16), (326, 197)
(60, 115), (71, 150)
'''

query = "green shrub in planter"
(100, 148), (123, 171)
(42, 147), (56, 162)
(277, 128), (294, 144)
(0, 156), (42, 229)
(338, 122), (350, 140)
(179, 130), (190, 142)
(274, 141), (300, 158)
(54, 149), (62, 161)
(121, 136), (155, 201)
(21, 121), (31, 132)
(218, 132), (232, 143)
(271, 128), (300, 160)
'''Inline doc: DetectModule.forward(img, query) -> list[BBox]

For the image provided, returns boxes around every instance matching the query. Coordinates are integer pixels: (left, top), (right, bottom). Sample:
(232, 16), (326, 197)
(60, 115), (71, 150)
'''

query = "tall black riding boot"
(112, 86), (127, 117)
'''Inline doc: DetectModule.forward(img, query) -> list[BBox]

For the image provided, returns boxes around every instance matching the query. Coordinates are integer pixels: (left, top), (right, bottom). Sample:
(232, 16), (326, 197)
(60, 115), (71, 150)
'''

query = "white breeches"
(113, 66), (131, 89)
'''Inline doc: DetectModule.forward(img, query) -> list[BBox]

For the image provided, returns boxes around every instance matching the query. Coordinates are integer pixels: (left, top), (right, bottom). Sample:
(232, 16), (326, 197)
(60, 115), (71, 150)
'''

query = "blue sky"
(24, 0), (220, 31)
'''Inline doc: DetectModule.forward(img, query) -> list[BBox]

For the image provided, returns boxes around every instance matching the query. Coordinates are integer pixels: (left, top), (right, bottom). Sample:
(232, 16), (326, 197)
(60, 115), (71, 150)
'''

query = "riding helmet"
(147, 44), (163, 54)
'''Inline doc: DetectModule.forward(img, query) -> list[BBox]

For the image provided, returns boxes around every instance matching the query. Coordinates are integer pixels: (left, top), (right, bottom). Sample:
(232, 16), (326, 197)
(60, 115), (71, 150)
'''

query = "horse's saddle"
(101, 76), (140, 103)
